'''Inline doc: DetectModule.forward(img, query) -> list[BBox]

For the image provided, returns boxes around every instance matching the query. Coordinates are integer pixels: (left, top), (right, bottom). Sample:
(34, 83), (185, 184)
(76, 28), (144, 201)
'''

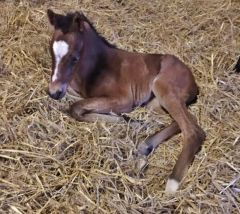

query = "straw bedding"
(0, 0), (239, 213)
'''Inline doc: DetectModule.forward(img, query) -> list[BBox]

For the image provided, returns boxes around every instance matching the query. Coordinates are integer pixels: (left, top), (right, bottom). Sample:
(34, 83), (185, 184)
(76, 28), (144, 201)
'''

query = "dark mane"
(57, 12), (116, 48)
(77, 13), (116, 48)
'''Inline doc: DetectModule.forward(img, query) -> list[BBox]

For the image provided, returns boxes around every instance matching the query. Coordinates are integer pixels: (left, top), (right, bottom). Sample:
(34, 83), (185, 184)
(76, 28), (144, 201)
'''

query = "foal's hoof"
(137, 142), (154, 156)
(135, 155), (148, 172)
(165, 179), (180, 193)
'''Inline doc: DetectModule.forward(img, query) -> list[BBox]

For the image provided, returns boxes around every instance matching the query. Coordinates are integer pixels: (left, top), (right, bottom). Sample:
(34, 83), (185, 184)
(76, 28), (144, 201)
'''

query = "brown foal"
(47, 9), (206, 192)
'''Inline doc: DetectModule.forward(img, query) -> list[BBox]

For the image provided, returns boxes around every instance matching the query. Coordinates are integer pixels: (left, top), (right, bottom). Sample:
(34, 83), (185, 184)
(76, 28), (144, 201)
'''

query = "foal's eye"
(72, 56), (80, 64)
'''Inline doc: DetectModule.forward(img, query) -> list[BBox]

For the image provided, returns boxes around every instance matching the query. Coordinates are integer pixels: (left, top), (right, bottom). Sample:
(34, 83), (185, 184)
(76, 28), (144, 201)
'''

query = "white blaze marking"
(52, 40), (69, 82)
(165, 179), (179, 193)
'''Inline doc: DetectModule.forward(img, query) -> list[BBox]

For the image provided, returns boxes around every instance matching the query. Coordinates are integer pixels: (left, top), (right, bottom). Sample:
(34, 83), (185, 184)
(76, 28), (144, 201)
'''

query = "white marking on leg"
(165, 179), (179, 193)
(52, 40), (69, 82)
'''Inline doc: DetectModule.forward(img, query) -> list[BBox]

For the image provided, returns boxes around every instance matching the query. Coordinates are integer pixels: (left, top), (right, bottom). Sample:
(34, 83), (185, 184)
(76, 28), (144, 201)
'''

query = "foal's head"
(47, 9), (88, 100)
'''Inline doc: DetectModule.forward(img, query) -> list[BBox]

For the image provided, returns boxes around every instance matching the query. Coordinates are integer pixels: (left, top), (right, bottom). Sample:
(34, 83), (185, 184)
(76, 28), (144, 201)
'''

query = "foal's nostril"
(49, 90), (64, 100)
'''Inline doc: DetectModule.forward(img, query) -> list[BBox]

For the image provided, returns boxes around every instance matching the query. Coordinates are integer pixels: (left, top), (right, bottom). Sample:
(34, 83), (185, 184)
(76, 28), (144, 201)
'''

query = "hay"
(0, 0), (239, 213)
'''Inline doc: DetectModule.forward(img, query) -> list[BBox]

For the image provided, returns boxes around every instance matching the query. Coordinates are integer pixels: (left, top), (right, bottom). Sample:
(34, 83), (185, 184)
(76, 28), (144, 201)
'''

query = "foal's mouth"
(48, 82), (68, 100)
(48, 89), (66, 100)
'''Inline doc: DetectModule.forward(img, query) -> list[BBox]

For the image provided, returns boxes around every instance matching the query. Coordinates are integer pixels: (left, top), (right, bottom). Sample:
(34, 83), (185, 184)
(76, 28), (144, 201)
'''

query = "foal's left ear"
(72, 12), (89, 32)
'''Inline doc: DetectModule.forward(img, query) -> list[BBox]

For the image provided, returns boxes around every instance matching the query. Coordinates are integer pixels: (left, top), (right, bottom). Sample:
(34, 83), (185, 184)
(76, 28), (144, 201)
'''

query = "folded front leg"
(69, 97), (132, 122)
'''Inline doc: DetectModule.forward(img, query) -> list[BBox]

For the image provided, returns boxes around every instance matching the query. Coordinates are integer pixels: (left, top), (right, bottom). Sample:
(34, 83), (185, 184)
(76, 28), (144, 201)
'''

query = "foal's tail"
(234, 57), (240, 73)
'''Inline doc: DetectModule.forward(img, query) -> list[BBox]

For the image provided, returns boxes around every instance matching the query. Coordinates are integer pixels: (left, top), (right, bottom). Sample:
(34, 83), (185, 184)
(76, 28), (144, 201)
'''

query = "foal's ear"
(47, 9), (64, 27)
(72, 12), (89, 32)
(47, 9), (56, 26)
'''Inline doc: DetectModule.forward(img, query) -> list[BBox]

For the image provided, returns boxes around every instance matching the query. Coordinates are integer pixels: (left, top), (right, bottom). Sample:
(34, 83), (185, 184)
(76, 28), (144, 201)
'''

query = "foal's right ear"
(47, 9), (56, 26)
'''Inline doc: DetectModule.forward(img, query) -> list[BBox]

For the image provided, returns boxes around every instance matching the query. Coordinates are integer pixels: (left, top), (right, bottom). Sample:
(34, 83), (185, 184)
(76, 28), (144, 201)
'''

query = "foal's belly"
(134, 92), (153, 107)
(132, 84), (154, 108)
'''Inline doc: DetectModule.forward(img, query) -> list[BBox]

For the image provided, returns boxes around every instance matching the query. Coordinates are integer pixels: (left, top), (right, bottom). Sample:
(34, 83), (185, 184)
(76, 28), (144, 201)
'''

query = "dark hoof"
(122, 115), (144, 124)
(137, 143), (154, 156)
(135, 156), (148, 172)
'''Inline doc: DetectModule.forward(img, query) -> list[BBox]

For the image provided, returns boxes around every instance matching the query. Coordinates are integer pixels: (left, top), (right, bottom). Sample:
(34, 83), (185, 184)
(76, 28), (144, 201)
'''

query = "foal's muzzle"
(48, 82), (67, 100)
(48, 89), (65, 100)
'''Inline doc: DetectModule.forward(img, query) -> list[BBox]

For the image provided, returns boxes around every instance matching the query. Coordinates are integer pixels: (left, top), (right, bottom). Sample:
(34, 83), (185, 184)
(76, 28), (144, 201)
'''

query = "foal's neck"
(83, 29), (109, 60)
(80, 30), (110, 75)
(75, 28), (114, 95)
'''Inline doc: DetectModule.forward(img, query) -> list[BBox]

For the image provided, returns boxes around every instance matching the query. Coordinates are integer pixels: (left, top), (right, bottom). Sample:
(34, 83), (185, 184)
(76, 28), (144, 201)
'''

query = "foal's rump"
(157, 54), (199, 104)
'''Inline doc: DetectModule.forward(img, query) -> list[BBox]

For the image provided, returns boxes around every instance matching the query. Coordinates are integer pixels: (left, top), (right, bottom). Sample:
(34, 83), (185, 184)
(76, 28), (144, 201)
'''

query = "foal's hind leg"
(152, 78), (205, 193)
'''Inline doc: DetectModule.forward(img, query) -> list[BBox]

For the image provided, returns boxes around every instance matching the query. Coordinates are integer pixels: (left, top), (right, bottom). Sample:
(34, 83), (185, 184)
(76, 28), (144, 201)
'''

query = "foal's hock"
(47, 9), (206, 192)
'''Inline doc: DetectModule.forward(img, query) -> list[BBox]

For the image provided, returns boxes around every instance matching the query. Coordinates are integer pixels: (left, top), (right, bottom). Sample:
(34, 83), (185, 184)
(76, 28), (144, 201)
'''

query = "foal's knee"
(69, 102), (86, 120)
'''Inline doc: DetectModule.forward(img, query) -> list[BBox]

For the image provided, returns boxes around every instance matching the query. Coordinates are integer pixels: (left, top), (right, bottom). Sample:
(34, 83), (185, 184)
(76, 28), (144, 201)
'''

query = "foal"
(47, 9), (206, 192)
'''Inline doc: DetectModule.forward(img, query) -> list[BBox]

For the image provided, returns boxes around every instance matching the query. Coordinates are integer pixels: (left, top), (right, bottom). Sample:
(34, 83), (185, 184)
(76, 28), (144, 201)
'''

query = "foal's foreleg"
(69, 97), (132, 122)
(73, 113), (125, 123)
